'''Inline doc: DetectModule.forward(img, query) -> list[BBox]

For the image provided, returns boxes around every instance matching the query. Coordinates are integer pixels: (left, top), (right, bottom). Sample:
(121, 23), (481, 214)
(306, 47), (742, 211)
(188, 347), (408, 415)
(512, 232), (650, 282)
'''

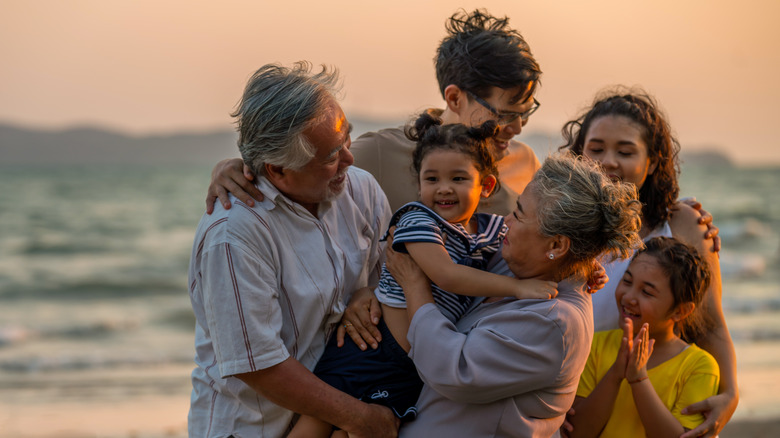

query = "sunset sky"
(1, 0), (778, 164)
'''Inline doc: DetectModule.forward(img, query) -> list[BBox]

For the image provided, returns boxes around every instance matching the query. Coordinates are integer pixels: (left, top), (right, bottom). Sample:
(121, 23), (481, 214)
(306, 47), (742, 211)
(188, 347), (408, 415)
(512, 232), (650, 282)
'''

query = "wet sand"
(2, 343), (779, 437)
(2, 396), (777, 438)
(721, 417), (780, 437)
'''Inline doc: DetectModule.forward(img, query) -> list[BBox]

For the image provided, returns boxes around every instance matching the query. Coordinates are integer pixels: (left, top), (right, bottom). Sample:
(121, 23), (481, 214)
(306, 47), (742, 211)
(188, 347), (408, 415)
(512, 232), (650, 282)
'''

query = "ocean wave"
(0, 320), (140, 348)
(719, 253), (768, 279)
(714, 208), (777, 225)
(18, 240), (117, 256)
(155, 308), (196, 330)
(0, 325), (32, 346)
(719, 219), (776, 246)
(730, 328), (780, 343)
(724, 296), (780, 314)
(0, 279), (186, 300)
(0, 353), (193, 373)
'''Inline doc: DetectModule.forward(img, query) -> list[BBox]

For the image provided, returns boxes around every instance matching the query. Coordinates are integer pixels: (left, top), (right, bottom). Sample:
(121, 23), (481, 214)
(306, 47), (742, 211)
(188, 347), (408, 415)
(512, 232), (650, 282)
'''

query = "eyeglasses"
(467, 91), (541, 125)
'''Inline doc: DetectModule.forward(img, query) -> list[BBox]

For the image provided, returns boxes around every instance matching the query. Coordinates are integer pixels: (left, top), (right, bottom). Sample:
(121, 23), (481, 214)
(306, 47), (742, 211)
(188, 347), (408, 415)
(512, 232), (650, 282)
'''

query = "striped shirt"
(187, 166), (391, 437)
(375, 202), (506, 322)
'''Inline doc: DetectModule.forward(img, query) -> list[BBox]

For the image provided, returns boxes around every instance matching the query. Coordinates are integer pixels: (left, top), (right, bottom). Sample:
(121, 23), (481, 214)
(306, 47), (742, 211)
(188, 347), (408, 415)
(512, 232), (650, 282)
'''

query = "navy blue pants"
(314, 317), (423, 421)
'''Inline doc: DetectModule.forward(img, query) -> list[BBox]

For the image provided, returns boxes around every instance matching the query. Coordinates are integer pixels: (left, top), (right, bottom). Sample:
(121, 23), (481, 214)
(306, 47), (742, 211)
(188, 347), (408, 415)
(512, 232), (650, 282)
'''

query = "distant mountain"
(0, 123), (239, 165)
(679, 148), (735, 167)
(1, 121), (733, 167)
(0, 117), (402, 166)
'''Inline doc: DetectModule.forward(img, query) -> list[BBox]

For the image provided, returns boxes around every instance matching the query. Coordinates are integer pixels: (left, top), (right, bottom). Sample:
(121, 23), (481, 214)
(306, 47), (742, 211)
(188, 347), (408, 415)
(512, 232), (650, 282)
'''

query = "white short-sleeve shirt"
(187, 166), (390, 437)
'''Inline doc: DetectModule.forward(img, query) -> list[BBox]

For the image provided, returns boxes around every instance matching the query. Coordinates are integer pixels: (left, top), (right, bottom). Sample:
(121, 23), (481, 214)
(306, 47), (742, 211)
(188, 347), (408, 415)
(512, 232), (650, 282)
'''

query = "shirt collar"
(254, 175), (335, 217)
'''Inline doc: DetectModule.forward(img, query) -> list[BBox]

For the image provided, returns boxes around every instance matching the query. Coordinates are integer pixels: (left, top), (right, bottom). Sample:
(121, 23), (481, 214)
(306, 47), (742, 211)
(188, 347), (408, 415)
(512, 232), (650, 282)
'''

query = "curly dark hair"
(559, 88), (680, 231)
(405, 111), (501, 196)
(436, 9), (541, 103)
(636, 237), (712, 342)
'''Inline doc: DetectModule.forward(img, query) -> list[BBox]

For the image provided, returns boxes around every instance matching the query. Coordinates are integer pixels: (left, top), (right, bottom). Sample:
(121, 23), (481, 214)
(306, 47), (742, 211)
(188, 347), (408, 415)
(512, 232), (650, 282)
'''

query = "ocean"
(0, 162), (778, 436)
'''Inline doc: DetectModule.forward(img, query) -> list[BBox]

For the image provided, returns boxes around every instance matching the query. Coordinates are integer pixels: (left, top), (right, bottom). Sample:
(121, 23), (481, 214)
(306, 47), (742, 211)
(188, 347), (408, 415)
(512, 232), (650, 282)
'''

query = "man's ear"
(264, 163), (285, 185)
(443, 84), (467, 114)
(481, 174), (497, 198)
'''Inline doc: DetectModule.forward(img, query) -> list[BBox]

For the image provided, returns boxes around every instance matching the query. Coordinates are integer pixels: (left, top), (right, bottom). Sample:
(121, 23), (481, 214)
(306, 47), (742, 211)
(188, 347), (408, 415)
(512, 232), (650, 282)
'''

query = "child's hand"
(513, 278), (558, 300)
(608, 318), (633, 382)
(586, 260), (608, 293)
(625, 322), (654, 384)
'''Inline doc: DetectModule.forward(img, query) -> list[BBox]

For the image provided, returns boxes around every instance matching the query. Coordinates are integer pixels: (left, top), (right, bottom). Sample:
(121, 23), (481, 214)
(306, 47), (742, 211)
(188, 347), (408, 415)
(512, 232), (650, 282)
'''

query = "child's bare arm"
(631, 379), (688, 438)
(628, 325), (687, 438)
(510, 278), (559, 299)
(569, 321), (632, 438)
(404, 241), (557, 300)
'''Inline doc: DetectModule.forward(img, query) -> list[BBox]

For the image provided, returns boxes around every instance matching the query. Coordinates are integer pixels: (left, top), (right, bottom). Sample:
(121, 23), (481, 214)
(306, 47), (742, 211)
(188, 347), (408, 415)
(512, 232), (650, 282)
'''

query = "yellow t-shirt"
(577, 329), (719, 437)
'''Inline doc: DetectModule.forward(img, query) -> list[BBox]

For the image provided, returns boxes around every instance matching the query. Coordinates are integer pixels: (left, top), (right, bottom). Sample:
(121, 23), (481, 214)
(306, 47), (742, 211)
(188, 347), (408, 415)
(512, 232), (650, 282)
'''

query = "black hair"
(636, 236), (712, 342)
(405, 111), (501, 196)
(436, 9), (541, 103)
(560, 88), (680, 230)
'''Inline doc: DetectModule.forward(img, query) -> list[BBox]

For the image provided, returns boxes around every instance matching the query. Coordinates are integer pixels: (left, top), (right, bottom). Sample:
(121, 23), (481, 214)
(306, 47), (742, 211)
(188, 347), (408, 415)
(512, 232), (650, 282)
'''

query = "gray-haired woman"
(387, 153), (642, 437)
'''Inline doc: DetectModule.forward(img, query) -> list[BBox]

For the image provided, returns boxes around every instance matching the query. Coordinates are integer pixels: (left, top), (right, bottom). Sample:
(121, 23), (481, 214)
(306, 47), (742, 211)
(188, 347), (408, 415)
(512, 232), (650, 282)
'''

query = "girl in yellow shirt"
(571, 236), (719, 438)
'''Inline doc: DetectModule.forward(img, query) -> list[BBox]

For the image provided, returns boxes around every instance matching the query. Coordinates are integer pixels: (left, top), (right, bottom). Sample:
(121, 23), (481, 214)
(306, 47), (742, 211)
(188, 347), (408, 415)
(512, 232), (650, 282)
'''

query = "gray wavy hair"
(533, 153), (643, 281)
(231, 62), (341, 175)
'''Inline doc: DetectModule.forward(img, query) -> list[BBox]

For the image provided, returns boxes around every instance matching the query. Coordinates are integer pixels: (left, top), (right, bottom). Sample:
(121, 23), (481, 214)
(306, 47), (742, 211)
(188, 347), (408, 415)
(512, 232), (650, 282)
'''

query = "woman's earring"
(548, 253), (555, 260)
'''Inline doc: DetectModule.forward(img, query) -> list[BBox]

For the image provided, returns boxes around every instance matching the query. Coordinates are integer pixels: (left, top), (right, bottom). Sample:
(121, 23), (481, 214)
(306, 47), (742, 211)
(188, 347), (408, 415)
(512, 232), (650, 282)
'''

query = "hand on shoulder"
(669, 202), (715, 253)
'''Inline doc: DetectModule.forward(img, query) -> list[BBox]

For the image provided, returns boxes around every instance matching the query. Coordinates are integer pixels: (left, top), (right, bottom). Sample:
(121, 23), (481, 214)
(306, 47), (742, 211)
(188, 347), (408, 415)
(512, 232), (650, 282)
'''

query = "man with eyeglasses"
(205, 9), (542, 216)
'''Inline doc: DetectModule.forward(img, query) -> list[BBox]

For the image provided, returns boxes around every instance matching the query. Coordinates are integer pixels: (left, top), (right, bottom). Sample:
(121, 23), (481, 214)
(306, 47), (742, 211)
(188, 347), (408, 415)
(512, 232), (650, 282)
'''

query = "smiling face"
(582, 115), (658, 189)
(458, 85), (537, 161)
(501, 182), (556, 281)
(280, 98), (353, 213)
(419, 149), (492, 229)
(615, 252), (678, 338)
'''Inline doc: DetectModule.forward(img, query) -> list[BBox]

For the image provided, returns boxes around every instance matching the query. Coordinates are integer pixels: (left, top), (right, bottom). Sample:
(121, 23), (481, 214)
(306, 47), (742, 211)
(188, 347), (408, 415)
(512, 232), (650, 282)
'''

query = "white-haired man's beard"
(323, 170), (348, 201)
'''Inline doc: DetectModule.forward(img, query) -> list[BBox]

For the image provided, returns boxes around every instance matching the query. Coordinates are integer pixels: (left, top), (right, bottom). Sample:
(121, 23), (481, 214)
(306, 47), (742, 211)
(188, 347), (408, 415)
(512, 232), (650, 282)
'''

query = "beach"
(2, 349), (779, 437)
(0, 366), (191, 438)
(1, 163), (779, 437)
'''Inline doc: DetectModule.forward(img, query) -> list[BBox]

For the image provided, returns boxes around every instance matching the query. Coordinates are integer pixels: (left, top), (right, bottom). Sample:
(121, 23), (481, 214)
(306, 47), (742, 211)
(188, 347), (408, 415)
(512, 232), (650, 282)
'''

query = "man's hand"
(679, 391), (738, 438)
(237, 357), (398, 437)
(679, 197), (721, 252)
(385, 229), (435, 319)
(385, 240), (429, 294)
(338, 287), (383, 351)
(344, 404), (400, 438)
(206, 158), (264, 214)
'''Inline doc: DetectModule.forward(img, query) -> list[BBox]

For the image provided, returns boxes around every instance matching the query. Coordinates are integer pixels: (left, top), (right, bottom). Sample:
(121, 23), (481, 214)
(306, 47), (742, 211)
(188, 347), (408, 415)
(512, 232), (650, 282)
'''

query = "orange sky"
(1, 0), (778, 164)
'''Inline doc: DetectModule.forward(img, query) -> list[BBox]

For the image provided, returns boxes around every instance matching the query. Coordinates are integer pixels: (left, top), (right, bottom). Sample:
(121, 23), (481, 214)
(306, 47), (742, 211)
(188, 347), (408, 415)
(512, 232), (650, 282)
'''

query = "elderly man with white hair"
(186, 62), (395, 438)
